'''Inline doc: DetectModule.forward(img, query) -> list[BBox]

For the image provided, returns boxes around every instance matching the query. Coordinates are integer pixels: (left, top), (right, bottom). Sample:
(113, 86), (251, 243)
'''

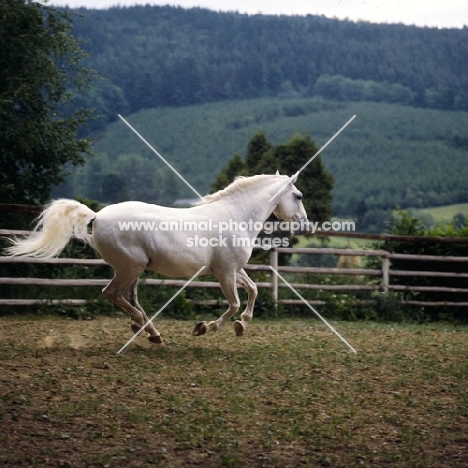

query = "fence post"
(381, 256), (389, 293)
(270, 248), (278, 306)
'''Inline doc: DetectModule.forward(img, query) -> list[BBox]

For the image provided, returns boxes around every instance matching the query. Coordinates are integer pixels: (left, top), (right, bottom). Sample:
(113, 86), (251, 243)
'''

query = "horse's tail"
(4, 199), (97, 258)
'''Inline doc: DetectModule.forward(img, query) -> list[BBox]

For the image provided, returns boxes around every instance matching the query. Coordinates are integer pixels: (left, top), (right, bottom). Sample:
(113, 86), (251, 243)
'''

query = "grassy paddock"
(0, 317), (467, 467)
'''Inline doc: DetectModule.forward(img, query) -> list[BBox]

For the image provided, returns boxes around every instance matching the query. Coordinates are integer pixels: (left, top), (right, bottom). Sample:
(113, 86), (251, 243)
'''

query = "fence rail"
(1, 229), (468, 308)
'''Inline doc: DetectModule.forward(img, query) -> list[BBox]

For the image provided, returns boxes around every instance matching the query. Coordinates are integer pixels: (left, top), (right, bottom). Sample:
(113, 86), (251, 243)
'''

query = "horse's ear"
(289, 171), (299, 184)
(275, 170), (280, 176)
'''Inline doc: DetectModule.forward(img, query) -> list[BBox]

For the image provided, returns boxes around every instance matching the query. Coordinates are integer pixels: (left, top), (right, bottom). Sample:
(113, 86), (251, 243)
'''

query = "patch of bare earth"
(0, 316), (467, 467)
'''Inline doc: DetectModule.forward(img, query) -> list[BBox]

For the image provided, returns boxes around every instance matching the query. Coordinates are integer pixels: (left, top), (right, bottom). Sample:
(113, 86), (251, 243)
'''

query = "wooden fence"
(1, 228), (468, 308)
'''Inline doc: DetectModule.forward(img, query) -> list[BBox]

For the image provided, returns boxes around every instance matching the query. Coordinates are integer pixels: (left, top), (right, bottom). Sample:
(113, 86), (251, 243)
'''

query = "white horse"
(6, 173), (308, 343)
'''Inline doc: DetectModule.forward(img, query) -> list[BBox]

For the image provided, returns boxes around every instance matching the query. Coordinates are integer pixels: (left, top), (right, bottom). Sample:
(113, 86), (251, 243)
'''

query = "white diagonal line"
(269, 266), (357, 353)
(118, 114), (206, 202)
(268, 115), (356, 202)
(296, 114), (356, 175)
(117, 266), (206, 354)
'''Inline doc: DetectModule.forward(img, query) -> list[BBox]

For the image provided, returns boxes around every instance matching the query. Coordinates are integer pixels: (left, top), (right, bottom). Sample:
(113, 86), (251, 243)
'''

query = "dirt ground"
(0, 316), (467, 467)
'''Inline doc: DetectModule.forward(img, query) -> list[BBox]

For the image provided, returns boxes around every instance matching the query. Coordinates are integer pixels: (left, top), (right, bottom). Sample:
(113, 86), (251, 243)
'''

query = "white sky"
(45, 0), (468, 29)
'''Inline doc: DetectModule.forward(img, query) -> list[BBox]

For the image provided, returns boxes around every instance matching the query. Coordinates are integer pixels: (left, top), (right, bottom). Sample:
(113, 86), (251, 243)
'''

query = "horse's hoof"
(234, 320), (244, 337)
(148, 335), (163, 344)
(192, 322), (207, 336)
(131, 323), (143, 334)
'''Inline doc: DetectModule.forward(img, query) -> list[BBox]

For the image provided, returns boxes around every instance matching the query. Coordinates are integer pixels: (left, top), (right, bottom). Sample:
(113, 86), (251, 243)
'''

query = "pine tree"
(0, 0), (96, 205)
(211, 132), (334, 223)
(210, 153), (246, 192)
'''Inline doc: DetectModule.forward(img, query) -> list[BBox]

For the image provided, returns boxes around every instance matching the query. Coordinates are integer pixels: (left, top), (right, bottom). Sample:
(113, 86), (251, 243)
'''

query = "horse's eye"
(295, 193), (303, 201)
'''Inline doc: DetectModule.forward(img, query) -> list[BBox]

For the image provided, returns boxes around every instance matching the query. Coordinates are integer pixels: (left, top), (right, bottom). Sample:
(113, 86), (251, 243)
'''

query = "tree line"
(67, 5), (468, 121)
(0, 0), (95, 206)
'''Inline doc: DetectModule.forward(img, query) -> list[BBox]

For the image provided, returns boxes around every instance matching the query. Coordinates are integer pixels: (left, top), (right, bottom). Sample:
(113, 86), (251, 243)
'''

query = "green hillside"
(68, 98), (468, 226)
(69, 5), (468, 116)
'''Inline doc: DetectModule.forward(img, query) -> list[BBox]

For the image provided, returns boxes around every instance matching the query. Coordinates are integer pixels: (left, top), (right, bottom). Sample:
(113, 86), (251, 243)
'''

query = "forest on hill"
(66, 4), (468, 129)
(61, 98), (468, 233)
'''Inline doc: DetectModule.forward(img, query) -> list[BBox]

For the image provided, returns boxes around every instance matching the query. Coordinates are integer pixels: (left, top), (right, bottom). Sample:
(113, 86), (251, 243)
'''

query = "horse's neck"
(219, 178), (281, 224)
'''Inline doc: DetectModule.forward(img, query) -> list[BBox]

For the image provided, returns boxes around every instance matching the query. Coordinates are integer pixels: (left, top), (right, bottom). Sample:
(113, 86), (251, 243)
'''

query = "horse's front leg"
(193, 271), (240, 336)
(233, 268), (258, 336)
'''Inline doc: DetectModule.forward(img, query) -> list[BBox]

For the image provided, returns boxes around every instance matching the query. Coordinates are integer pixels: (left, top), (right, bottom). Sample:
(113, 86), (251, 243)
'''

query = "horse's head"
(272, 172), (308, 233)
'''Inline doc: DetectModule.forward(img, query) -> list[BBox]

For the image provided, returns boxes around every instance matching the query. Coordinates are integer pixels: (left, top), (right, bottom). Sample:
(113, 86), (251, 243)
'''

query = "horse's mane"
(201, 174), (285, 204)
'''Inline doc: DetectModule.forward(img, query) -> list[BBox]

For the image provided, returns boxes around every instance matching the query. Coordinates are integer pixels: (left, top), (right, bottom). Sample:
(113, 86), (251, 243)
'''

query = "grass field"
(1, 317), (467, 467)
(416, 203), (468, 224)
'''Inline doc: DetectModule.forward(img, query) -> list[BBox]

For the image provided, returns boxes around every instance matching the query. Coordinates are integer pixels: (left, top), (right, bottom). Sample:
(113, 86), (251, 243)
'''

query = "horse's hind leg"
(124, 280), (163, 344)
(193, 271), (240, 336)
(103, 272), (162, 343)
(233, 269), (258, 336)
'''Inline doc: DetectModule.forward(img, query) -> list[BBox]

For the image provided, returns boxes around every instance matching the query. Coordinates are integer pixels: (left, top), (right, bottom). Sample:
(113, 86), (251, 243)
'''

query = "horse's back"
(91, 201), (216, 276)
(97, 201), (171, 218)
